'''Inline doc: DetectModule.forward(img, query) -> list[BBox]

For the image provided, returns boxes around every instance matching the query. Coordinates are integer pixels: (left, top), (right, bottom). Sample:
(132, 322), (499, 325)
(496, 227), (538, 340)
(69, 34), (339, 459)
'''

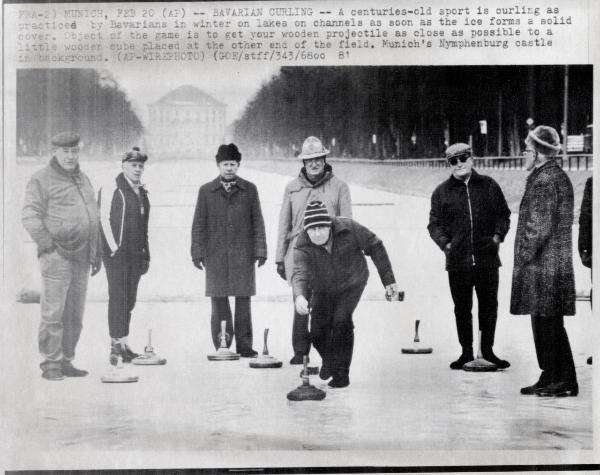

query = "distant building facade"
(147, 85), (226, 158)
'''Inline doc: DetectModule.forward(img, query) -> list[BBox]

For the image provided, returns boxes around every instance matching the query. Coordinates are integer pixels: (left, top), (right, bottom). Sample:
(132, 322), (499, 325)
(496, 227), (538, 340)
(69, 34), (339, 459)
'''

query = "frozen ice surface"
(4, 158), (594, 468)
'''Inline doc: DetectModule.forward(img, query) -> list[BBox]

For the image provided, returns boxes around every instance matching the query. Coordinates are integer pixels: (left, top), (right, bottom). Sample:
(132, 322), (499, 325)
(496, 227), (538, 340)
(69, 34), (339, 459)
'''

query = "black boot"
(450, 350), (474, 369)
(482, 349), (510, 369)
(110, 339), (121, 366)
(535, 381), (579, 397)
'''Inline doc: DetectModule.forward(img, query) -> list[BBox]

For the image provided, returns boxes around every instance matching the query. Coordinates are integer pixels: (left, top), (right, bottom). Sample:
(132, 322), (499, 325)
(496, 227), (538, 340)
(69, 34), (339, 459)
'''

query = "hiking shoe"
(482, 352), (511, 369)
(110, 346), (120, 366)
(42, 368), (64, 381)
(328, 376), (350, 388)
(319, 365), (333, 380)
(520, 380), (548, 395)
(449, 352), (474, 370)
(61, 361), (88, 377)
(124, 345), (140, 360)
(535, 382), (579, 397)
(239, 349), (258, 358)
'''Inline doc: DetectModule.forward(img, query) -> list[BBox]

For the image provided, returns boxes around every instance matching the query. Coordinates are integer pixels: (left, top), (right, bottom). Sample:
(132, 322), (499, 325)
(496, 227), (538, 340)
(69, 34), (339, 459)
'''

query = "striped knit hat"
(303, 200), (332, 231)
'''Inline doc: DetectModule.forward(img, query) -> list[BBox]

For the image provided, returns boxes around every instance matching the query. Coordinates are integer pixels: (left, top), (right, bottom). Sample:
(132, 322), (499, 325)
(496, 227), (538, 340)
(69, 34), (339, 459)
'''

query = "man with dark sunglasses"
(428, 143), (511, 370)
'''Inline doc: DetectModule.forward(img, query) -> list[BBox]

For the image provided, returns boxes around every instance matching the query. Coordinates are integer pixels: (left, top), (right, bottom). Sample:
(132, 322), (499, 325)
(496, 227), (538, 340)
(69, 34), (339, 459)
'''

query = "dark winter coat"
(22, 157), (101, 264)
(428, 170), (511, 271)
(292, 217), (395, 297)
(98, 172), (150, 264)
(578, 176), (592, 268)
(191, 176), (267, 297)
(510, 161), (576, 317)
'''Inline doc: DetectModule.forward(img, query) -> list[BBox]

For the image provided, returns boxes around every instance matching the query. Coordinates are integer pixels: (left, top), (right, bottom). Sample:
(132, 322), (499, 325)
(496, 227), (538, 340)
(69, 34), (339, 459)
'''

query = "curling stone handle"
(476, 330), (484, 359)
(301, 355), (310, 385)
(218, 320), (229, 348)
(145, 328), (154, 353)
(263, 328), (269, 356)
(414, 320), (421, 343)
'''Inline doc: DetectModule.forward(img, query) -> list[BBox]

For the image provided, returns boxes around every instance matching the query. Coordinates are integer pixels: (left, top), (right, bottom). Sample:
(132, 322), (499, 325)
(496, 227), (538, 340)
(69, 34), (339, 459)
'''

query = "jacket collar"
(303, 217), (349, 249)
(210, 175), (247, 191)
(528, 159), (557, 178)
(50, 156), (80, 177)
(116, 172), (147, 193)
(448, 169), (481, 187)
(298, 163), (333, 188)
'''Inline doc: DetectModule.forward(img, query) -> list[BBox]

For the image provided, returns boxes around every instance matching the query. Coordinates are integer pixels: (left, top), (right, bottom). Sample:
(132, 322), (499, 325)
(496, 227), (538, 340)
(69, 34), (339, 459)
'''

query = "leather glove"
(295, 295), (309, 315)
(91, 260), (102, 277)
(255, 257), (266, 267)
(276, 262), (286, 280)
(193, 258), (205, 270)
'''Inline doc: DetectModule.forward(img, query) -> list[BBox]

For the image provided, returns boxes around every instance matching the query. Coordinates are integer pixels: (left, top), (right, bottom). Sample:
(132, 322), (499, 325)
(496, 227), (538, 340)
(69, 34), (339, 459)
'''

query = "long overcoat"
(191, 176), (267, 297)
(275, 164), (352, 282)
(510, 161), (575, 317)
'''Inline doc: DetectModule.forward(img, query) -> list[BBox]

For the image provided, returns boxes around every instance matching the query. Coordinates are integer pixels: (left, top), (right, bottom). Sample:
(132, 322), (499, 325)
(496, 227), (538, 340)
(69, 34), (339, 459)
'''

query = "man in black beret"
(22, 132), (102, 380)
(191, 144), (267, 356)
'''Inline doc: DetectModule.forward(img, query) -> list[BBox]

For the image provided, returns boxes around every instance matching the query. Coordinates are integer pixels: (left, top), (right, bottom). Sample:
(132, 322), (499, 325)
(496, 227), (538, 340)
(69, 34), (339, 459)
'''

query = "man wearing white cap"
(292, 201), (398, 388)
(511, 125), (578, 397)
(276, 136), (352, 365)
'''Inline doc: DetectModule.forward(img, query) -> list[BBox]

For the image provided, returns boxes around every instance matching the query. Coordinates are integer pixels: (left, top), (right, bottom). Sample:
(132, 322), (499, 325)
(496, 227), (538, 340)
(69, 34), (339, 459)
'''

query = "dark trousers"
(448, 267), (499, 353)
(531, 315), (577, 385)
(211, 297), (253, 352)
(310, 286), (364, 379)
(105, 256), (143, 339)
(292, 288), (312, 356)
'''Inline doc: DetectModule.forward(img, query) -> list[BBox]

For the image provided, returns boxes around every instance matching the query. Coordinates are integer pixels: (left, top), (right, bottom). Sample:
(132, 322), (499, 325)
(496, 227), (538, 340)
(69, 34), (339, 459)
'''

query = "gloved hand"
(255, 257), (266, 267)
(91, 260), (102, 277)
(385, 283), (399, 301)
(193, 258), (205, 270)
(295, 295), (309, 315)
(276, 262), (286, 280)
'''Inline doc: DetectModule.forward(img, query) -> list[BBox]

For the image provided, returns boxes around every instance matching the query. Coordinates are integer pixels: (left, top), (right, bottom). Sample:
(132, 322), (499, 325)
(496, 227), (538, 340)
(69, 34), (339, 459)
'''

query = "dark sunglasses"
(448, 153), (471, 166)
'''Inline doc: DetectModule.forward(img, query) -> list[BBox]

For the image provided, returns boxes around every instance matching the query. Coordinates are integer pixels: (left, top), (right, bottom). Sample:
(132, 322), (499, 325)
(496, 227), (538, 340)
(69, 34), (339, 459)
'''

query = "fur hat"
(122, 146), (148, 163)
(303, 200), (332, 231)
(216, 143), (242, 163)
(525, 125), (562, 156)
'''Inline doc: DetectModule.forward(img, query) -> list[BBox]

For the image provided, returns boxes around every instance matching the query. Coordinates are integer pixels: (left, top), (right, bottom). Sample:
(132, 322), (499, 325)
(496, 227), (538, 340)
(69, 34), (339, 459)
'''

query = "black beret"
(51, 132), (80, 147)
(122, 146), (148, 163)
(216, 143), (241, 163)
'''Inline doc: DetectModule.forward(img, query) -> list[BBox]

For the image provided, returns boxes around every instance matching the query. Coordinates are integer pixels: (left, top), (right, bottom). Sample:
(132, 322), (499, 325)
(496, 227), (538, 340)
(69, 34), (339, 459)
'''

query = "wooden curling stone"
(250, 329), (282, 368)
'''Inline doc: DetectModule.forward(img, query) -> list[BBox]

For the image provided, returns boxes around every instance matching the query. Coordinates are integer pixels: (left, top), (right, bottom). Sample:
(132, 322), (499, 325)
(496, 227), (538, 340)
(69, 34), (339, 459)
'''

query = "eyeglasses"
(447, 154), (470, 166)
(303, 158), (325, 165)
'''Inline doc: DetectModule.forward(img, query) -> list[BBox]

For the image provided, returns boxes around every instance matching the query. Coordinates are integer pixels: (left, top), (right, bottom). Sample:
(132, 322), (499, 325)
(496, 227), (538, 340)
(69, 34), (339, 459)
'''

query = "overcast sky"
(108, 62), (281, 129)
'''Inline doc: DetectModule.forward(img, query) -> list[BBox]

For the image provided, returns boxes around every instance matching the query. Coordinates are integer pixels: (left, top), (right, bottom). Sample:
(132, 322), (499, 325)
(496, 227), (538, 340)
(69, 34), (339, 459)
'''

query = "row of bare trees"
(17, 69), (143, 158)
(233, 66), (592, 159)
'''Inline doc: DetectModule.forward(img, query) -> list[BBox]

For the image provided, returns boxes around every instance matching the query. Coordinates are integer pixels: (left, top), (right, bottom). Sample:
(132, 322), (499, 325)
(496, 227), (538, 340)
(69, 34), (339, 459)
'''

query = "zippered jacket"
(22, 157), (101, 263)
(428, 170), (510, 271)
(98, 172), (150, 261)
